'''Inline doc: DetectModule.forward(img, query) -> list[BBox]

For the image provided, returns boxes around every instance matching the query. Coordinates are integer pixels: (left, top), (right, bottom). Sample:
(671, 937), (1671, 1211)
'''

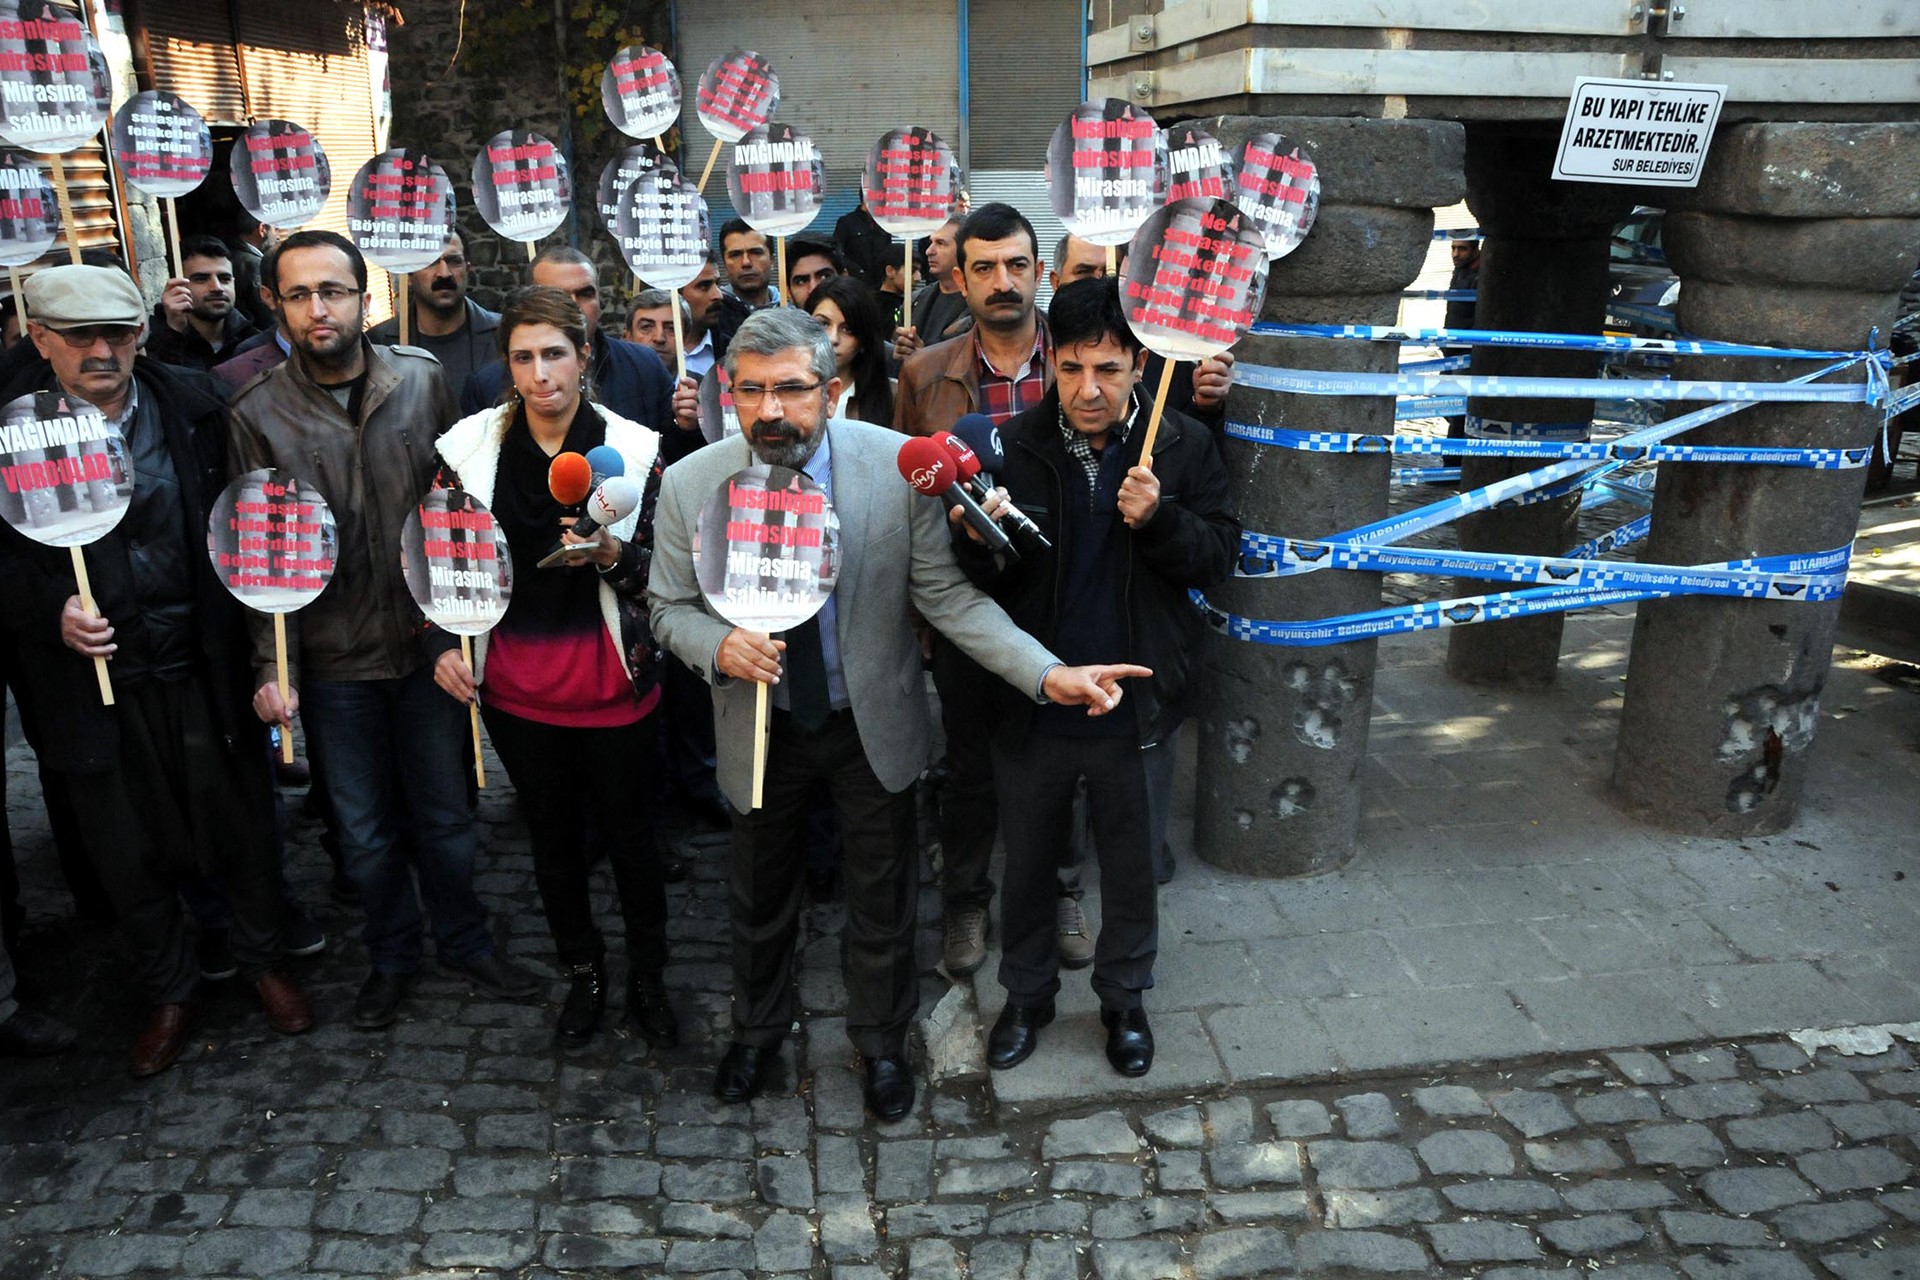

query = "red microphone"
(897, 436), (1016, 558)
(935, 429), (1050, 551)
(548, 451), (592, 506)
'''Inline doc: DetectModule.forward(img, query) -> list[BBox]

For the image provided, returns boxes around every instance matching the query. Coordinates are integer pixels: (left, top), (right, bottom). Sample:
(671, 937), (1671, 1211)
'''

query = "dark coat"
(0, 355), (264, 772)
(951, 389), (1239, 745)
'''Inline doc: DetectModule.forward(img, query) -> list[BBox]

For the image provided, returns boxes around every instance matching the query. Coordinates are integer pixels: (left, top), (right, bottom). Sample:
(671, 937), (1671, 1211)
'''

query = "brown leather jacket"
(892, 318), (1053, 437)
(226, 340), (457, 690)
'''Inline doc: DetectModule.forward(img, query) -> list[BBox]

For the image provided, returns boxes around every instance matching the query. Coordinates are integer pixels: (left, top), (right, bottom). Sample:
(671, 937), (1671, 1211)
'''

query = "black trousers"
(481, 706), (668, 973)
(67, 673), (285, 1005)
(729, 708), (917, 1058)
(992, 731), (1157, 1011)
(657, 652), (723, 811)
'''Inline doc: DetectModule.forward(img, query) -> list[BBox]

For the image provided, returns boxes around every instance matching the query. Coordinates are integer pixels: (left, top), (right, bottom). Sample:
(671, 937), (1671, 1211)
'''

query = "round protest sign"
(726, 122), (823, 239)
(697, 365), (742, 444)
(0, 3), (110, 154)
(230, 120), (332, 230)
(1045, 99), (1167, 247)
(0, 389), (128, 547)
(400, 488), (512, 636)
(1229, 133), (1320, 261)
(597, 144), (676, 237)
(347, 149), (457, 273)
(472, 129), (569, 243)
(615, 167), (709, 290)
(861, 127), (962, 237)
(602, 44), (681, 140)
(206, 468), (337, 614)
(694, 465), (837, 633)
(1165, 123), (1233, 204)
(0, 147), (55, 267)
(1122, 197), (1268, 362)
(109, 90), (210, 198)
(695, 49), (779, 144)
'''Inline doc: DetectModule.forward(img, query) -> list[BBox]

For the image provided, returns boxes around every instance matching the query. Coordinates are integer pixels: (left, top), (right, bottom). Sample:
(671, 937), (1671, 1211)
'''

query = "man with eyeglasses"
(368, 231), (501, 395)
(648, 307), (1146, 1122)
(0, 264), (313, 1075)
(230, 229), (541, 1031)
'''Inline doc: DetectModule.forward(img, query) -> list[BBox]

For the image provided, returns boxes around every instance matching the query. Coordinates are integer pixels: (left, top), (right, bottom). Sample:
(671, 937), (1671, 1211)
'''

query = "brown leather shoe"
(129, 1003), (193, 1078)
(253, 970), (313, 1035)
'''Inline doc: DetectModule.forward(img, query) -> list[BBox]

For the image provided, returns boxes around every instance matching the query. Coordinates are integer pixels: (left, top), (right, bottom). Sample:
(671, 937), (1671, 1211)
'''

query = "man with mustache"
(146, 234), (260, 372)
(230, 230), (540, 1031)
(368, 232), (501, 394)
(648, 307), (1146, 1121)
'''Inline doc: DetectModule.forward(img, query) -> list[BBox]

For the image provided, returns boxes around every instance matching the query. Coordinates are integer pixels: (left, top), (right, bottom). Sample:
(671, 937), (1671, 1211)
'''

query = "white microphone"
(538, 475), (639, 567)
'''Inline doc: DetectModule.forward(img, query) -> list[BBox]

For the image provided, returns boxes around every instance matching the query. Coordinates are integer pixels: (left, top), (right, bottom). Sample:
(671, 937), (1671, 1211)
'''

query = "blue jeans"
(302, 666), (493, 973)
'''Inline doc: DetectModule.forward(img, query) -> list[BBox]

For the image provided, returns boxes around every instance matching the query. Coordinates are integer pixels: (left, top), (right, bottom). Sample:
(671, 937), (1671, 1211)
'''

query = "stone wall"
(384, 0), (675, 314)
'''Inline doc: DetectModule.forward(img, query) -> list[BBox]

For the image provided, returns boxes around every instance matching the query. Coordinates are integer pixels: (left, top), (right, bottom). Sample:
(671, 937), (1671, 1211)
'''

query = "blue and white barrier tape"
(1564, 514), (1652, 563)
(1235, 362), (1878, 406)
(1249, 321), (1871, 363)
(1223, 421), (1873, 470)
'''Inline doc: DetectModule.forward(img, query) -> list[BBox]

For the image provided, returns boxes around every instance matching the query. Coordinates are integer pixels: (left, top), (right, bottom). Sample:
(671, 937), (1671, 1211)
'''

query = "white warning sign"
(1553, 77), (1724, 189)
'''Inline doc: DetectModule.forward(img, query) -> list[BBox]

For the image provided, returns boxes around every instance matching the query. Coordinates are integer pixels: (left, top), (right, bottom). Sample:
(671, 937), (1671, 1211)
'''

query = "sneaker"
(283, 905), (327, 957)
(197, 927), (238, 981)
(1056, 896), (1094, 970)
(941, 907), (989, 977)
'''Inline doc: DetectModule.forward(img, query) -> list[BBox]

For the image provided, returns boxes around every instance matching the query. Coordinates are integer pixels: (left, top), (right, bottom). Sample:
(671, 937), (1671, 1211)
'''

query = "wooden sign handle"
(48, 155), (80, 266)
(70, 546), (112, 704)
(462, 635), (485, 788)
(696, 139), (722, 194)
(1138, 358), (1177, 468)
(396, 274), (410, 346)
(670, 295), (688, 384)
(750, 679), (769, 810)
(8, 266), (24, 324)
(163, 197), (184, 279)
(903, 237), (914, 324)
(273, 613), (293, 763)
(1105, 243), (1117, 276)
(776, 236), (787, 308)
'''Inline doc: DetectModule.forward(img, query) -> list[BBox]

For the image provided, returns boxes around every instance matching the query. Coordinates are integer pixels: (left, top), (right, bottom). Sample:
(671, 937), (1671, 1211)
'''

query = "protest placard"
(694, 48), (779, 192)
(0, 147), (55, 310)
(616, 166), (709, 379)
(726, 121), (823, 240)
(472, 128), (570, 248)
(347, 148), (457, 273)
(111, 89), (211, 275)
(401, 487), (512, 785)
(597, 144), (676, 237)
(1165, 123), (1233, 203)
(601, 44), (682, 142)
(697, 365), (742, 444)
(229, 119), (332, 231)
(1045, 98), (1167, 248)
(862, 126), (961, 310)
(1230, 132), (1320, 261)
(0, 3), (110, 265)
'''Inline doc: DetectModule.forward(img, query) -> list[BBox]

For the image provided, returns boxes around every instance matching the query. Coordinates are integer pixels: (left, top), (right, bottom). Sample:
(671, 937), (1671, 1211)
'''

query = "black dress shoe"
(987, 1001), (1054, 1070)
(863, 1053), (915, 1121)
(627, 973), (681, 1049)
(353, 971), (413, 1030)
(453, 951), (541, 999)
(1100, 1006), (1154, 1078)
(713, 1041), (777, 1104)
(0, 1007), (76, 1057)
(556, 962), (605, 1047)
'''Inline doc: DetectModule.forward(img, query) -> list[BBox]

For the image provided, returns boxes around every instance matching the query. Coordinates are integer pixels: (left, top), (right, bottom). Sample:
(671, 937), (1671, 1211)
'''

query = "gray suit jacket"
(647, 419), (1059, 810)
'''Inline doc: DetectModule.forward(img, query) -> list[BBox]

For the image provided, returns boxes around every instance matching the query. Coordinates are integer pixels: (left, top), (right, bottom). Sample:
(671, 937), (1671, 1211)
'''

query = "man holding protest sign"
(627, 288), (689, 367)
(648, 307), (1145, 1121)
(0, 264), (312, 1074)
(230, 230), (540, 1030)
(951, 278), (1237, 1076)
(146, 234), (261, 372)
(368, 231), (502, 396)
(718, 218), (779, 312)
(892, 215), (968, 363)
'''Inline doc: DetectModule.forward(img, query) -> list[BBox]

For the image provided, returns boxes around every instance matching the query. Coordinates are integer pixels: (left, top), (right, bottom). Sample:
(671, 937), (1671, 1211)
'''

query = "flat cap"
(24, 264), (146, 329)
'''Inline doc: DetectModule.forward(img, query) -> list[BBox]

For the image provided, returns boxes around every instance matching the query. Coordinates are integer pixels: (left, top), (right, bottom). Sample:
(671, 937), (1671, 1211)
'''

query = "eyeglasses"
(277, 286), (362, 307)
(732, 380), (823, 409)
(53, 325), (139, 348)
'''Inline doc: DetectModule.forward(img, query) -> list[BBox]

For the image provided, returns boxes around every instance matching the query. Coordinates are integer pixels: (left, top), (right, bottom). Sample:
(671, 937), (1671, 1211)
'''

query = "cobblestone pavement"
(5, 738), (1920, 1279)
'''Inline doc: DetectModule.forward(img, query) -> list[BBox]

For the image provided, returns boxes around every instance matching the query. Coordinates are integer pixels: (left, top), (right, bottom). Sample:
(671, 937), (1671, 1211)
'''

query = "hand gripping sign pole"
(207, 470), (338, 763)
(726, 122), (825, 310)
(615, 166), (710, 384)
(695, 465), (839, 810)
(402, 488), (514, 788)
(0, 150), (57, 327)
(110, 91), (213, 279)
(0, 390), (134, 704)
(1121, 197), (1269, 465)
(863, 127), (963, 341)
(0, 5), (111, 267)
(348, 149), (457, 347)
(693, 50), (780, 196)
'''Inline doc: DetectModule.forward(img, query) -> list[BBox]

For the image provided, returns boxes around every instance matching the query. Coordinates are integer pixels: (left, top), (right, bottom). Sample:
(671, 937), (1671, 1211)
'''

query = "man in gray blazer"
(649, 308), (1144, 1122)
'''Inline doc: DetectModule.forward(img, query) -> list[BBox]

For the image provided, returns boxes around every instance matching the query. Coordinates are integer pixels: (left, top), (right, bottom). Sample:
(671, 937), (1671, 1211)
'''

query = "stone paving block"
(1026, 1238), (1081, 1280)
(1312, 987), (1548, 1074)
(1417, 1129), (1515, 1176)
(1209, 1141), (1303, 1187)
(1324, 1187), (1443, 1228)
(452, 1155), (553, 1196)
(1052, 1161), (1146, 1198)
(907, 1239), (963, 1280)
(819, 1193), (879, 1263)
(659, 1158), (749, 1202)
(560, 1155), (664, 1200)
(1491, 1090), (1579, 1138)
(543, 1235), (667, 1270)
(1337, 1092), (1400, 1138)
(1267, 1099), (1334, 1136)
(1144, 1104), (1205, 1146)
(1293, 1230), (1430, 1274)
(1425, 1221), (1540, 1264)
(1561, 1178), (1680, 1211)
(1192, 1228), (1293, 1280)
(1411, 1085), (1489, 1118)
(1156, 1149), (1205, 1191)
(754, 1096), (811, 1153)
(204, 1145), (325, 1187)
(420, 1231), (538, 1269)
(337, 1148), (452, 1192)
(757, 1153), (814, 1209)
(310, 1237), (419, 1273)
(1574, 1088), (1664, 1126)
(1044, 1112), (1141, 1158)
(1699, 1167), (1818, 1215)
(1091, 1239), (1184, 1280)
(1764, 1070), (1875, 1106)
(967, 1240), (1024, 1280)
(1871, 1070), (1920, 1096)
(1770, 1198), (1887, 1245)
(1667, 962), (1872, 1039)
(1822, 1246), (1920, 1280)
(1090, 1197), (1205, 1239)
(1205, 1097), (1255, 1145)
(1525, 1137), (1624, 1174)
(1661, 1210), (1776, 1247)
(1668, 1047), (1743, 1081)
(474, 1112), (552, 1150)
(1819, 1100), (1920, 1141)
(379, 1112), (465, 1148)
(1608, 1051), (1677, 1085)
(314, 1188), (421, 1233)
(1663, 1081), (1766, 1121)
(129, 1191), (227, 1229)
(1626, 1122), (1727, 1169)
(1678, 1252), (1817, 1280)
(666, 1238), (756, 1273)
(660, 1202), (753, 1237)
(886, 1203), (988, 1239)
(939, 1135), (1021, 1160)
(876, 1138), (932, 1200)
(1512, 975), (1703, 1051)
(1308, 1139), (1421, 1188)
(1208, 1190), (1313, 1222)
(1538, 1214), (1646, 1255)
(656, 1124), (752, 1158)
(422, 1195), (538, 1232)
(62, 1234), (186, 1277)
(988, 1199), (1087, 1236)
(1746, 1041), (1816, 1071)
(938, 1159), (1036, 1196)
(815, 1134), (865, 1195)
(1443, 1179), (1563, 1213)
(1725, 1111), (1838, 1155)
(1797, 1145), (1912, 1193)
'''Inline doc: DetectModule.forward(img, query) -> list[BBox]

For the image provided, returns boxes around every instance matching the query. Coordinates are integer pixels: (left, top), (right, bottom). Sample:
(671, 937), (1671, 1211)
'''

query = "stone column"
(1612, 124), (1920, 833)
(1446, 129), (1636, 687)
(1195, 117), (1465, 877)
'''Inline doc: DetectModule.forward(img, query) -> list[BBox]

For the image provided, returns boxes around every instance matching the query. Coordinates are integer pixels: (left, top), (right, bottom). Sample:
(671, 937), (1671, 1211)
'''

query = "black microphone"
(942, 417), (1052, 551)
(898, 436), (1017, 559)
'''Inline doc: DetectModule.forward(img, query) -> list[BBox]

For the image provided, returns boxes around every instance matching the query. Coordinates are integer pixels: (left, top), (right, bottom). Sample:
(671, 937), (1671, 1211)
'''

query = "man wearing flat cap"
(0, 264), (313, 1076)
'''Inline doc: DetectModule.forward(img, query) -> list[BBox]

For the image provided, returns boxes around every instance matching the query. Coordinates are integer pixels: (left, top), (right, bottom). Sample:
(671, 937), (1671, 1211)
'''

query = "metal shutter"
(671, 0), (961, 250)
(967, 0), (1082, 171)
(135, 2), (247, 124)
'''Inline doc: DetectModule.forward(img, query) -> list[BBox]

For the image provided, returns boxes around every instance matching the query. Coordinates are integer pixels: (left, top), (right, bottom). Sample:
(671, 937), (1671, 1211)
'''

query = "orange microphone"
(547, 451), (593, 506)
